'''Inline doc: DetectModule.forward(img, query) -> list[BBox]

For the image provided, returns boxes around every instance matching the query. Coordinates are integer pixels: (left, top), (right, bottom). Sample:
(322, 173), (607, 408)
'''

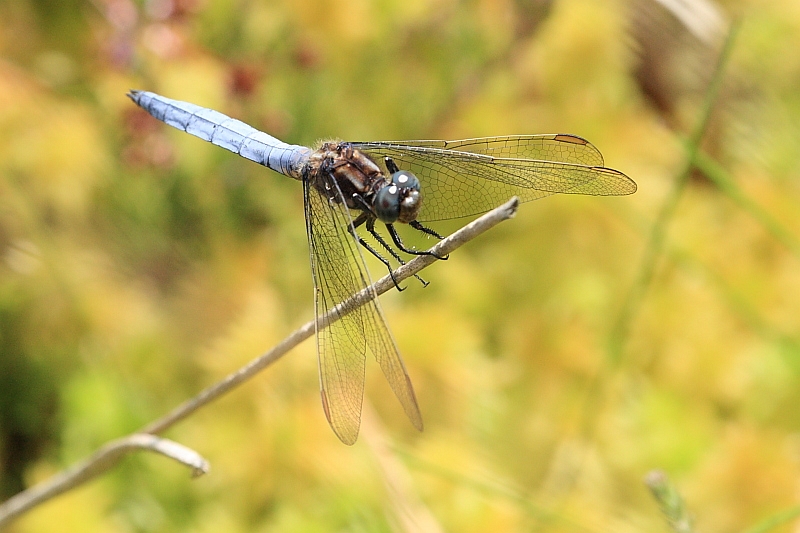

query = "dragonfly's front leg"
(386, 224), (448, 261)
(410, 220), (445, 240)
(384, 157), (400, 174)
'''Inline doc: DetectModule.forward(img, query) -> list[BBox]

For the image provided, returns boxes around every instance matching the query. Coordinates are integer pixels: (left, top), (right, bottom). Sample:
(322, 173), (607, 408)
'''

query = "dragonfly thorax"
(374, 170), (422, 224)
(309, 142), (422, 224)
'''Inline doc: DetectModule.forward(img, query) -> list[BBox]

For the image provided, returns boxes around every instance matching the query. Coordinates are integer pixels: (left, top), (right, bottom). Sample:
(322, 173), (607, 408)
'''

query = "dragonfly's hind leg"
(365, 218), (429, 288)
(387, 224), (448, 261)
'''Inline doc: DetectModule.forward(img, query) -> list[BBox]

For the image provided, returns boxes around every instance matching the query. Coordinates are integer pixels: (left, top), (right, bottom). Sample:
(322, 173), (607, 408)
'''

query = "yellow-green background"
(2, 0), (800, 531)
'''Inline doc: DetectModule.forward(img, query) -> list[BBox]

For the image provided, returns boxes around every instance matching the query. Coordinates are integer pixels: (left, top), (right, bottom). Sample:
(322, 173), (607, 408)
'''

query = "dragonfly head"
(374, 170), (422, 224)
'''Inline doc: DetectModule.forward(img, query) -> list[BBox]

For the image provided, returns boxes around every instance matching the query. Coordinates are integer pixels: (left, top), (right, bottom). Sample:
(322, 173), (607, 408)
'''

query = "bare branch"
(0, 197), (518, 529)
(0, 435), (209, 528)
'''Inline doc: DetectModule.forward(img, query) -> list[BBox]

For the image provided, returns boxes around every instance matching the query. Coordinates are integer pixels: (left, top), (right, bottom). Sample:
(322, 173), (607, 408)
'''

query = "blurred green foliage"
(2, 0), (800, 531)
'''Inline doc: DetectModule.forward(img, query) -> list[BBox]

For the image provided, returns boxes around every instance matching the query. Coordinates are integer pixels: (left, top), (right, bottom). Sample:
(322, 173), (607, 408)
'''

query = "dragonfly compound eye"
(391, 170), (420, 191)
(376, 170), (423, 223)
(384, 170), (422, 224)
(375, 184), (401, 223)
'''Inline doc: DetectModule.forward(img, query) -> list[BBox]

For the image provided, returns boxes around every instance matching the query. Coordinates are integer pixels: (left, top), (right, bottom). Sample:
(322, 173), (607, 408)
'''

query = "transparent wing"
(304, 176), (422, 445)
(359, 134), (604, 165)
(352, 135), (635, 222)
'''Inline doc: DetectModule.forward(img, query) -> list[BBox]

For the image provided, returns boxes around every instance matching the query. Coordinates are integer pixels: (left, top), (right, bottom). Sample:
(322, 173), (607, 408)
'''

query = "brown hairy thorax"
(304, 141), (389, 212)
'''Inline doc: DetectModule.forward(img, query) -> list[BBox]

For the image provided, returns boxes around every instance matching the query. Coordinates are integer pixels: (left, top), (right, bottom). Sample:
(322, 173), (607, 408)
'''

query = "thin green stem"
(742, 507), (800, 533)
(645, 471), (694, 533)
(694, 150), (800, 258)
(607, 22), (740, 366)
(396, 447), (600, 533)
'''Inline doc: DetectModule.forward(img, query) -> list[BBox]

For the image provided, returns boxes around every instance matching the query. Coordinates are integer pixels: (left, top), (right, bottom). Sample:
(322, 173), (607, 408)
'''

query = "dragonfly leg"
(366, 219), (429, 288)
(384, 157), (400, 174)
(350, 213), (405, 291)
(351, 192), (376, 217)
(387, 224), (448, 261)
(410, 220), (445, 240)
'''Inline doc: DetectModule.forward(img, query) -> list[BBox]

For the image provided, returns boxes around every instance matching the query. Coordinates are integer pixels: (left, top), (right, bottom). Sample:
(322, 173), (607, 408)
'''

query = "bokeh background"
(2, 0), (800, 531)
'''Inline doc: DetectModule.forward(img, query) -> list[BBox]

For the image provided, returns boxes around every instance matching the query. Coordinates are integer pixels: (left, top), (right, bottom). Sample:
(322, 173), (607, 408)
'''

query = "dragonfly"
(128, 90), (636, 445)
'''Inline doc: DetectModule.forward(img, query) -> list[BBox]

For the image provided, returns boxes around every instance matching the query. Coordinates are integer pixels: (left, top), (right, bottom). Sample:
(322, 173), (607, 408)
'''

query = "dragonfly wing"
(304, 176), (422, 445)
(354, 141), (635, 222)
(362, 286), (424, 434)
(357, 134), (604, 166)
